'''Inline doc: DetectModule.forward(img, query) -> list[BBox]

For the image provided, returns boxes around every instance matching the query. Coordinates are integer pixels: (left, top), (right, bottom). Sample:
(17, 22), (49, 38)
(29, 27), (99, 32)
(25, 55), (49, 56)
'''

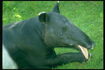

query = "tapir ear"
(52, 2), (60, 13)
(38, 12), (49, 23)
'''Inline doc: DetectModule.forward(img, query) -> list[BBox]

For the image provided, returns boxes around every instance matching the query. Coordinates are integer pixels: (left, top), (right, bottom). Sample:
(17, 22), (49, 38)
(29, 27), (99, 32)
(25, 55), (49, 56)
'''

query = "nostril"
(86, 41), (95, 49)
(92, 41), (95, 46)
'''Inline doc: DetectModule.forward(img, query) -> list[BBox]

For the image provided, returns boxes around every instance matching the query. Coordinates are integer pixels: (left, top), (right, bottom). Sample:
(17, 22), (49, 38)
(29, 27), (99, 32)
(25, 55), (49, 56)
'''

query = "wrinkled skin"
(3, 3), (94, 69)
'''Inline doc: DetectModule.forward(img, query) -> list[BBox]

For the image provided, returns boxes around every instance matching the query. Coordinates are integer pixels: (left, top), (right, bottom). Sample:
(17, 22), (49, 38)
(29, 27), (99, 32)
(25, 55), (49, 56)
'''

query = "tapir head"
(38, 3), (94, 57)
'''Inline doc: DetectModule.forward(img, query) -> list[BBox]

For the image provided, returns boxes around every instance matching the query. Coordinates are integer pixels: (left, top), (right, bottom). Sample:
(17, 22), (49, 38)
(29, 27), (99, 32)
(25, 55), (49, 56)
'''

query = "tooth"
(78, 45), (88, 59)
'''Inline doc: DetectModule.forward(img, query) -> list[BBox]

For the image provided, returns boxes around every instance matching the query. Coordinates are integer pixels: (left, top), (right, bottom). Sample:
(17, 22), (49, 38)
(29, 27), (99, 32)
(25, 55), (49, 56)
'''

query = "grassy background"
(3, 1), (103, 69)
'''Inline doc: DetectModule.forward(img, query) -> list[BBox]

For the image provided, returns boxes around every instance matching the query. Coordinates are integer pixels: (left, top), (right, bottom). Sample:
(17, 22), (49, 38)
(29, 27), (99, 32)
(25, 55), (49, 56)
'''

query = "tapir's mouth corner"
(77, 45), (89, 59)
(68, 44), (90, 60)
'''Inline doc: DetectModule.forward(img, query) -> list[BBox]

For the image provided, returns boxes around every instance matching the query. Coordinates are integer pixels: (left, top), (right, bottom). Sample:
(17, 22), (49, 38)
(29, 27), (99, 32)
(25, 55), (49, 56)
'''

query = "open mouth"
(67, 44), (89, 60)
(77, 45), (88, 59)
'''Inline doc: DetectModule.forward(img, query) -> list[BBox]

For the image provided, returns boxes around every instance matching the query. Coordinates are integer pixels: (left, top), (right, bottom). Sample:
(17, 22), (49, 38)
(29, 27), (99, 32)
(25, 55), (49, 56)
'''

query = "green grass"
(3, 1), (103, 69)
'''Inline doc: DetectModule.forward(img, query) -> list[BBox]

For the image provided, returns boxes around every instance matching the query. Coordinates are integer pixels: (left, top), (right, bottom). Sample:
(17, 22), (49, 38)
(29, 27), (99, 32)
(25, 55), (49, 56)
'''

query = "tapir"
(3, 3), (94, 69)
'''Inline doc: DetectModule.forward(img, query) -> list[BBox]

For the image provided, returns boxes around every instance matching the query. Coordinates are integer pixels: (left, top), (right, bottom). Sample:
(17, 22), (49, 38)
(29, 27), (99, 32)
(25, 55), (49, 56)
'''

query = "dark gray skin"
(3, 3), (94, 69)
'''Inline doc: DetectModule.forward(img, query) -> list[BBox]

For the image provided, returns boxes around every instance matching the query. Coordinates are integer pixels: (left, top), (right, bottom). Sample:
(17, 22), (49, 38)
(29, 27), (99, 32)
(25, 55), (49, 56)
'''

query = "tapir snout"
(39, 11), (94, 50)
(38, 3), (94, 61)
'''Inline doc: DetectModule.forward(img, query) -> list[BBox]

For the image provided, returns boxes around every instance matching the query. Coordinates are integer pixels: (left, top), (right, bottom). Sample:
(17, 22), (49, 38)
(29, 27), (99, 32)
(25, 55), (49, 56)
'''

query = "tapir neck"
(3, 17), (46, 47)
(23, 17), (45, 40)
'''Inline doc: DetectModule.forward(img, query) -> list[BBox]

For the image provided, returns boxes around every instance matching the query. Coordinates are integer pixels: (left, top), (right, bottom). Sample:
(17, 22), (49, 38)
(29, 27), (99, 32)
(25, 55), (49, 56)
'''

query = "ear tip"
(38, 11), (46, 16)
(57, 1), (59, 3)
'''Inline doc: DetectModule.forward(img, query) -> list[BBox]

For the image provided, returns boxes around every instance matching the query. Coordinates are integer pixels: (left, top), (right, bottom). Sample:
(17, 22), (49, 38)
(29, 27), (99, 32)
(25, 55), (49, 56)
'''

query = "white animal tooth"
(78, 45), (88, 59)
